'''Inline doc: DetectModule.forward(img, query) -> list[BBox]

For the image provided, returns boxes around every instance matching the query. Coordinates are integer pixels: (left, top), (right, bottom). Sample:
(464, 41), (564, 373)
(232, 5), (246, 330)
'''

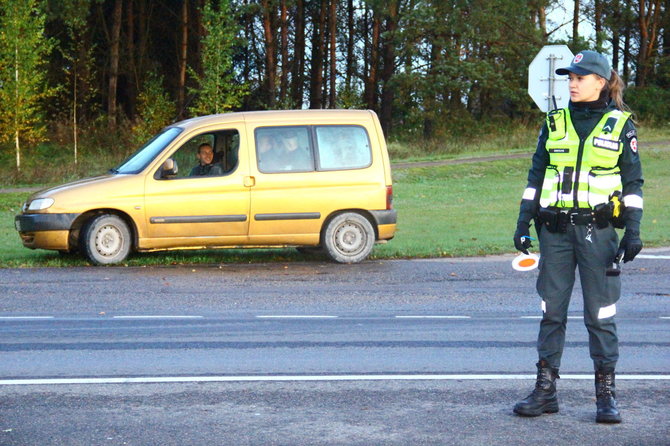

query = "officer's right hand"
(619, 230), (643, 263)
(514, 222), (532, 255)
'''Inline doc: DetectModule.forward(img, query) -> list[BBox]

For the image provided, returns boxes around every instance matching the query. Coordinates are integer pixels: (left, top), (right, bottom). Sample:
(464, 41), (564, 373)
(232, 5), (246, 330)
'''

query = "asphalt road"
(1, 250), (669, 445)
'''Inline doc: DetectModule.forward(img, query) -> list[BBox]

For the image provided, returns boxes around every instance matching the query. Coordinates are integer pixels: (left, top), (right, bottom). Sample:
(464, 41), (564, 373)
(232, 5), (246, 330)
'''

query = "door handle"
(244, 176), (256, 187)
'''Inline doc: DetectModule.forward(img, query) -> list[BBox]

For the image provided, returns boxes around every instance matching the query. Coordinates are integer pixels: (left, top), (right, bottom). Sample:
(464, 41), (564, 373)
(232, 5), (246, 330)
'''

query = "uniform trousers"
(536, 222), (621, 371)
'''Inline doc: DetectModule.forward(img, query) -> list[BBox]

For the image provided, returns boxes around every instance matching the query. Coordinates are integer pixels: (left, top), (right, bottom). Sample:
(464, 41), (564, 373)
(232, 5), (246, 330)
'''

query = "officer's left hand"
(619, 230), (643, 263)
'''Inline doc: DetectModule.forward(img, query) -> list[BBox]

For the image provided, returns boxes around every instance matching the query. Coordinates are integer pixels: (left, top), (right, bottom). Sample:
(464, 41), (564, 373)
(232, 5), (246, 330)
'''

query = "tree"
(57, 0), (98, 165)
(107, 0), (122, 129)
(189, 0), (247, 115)
(0, 0), (54, 170)
(132, 71), (175, 146)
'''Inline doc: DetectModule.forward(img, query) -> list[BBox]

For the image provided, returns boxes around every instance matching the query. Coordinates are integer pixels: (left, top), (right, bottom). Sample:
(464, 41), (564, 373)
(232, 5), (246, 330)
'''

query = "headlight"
(27, 198), (54, 211)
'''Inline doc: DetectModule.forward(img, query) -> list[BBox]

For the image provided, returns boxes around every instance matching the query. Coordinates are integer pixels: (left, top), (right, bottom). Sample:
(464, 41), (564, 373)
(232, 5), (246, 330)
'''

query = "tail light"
(386, 186), (393, 210)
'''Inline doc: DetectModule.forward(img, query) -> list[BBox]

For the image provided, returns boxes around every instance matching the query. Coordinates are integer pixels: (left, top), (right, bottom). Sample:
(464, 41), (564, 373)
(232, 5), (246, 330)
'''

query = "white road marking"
(1, 374), (668, 386)
(256, 315), (338, 319)
(0, 316), (54, 320)
(520, 316), (583, 320)
(112, 316), (203, 319)
(395, 316), (471, 319)
(660, 317), (670, 320)
(637, 254), (670, 259)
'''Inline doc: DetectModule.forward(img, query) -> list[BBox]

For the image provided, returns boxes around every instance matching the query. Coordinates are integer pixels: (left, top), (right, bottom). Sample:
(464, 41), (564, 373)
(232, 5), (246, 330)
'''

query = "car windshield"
(111, 127), (183, 174)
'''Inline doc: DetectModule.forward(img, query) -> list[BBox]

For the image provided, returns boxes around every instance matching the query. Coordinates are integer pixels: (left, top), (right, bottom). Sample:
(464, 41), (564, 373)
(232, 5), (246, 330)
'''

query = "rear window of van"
(255, 125), (371, 173)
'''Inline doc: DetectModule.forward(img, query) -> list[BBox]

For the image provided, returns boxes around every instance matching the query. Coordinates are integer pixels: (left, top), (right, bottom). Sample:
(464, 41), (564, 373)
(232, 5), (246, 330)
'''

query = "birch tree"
(0, 0), (54, 170)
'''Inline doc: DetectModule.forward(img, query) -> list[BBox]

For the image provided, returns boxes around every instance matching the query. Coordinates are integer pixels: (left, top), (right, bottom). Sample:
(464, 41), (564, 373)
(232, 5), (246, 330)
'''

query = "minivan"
(15, 110), (397, 265)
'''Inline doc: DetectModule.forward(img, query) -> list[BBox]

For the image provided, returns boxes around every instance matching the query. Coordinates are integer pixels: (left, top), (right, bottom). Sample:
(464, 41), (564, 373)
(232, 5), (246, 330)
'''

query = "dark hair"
(603, 70), (631, 113)
(198, 142), (212, 153)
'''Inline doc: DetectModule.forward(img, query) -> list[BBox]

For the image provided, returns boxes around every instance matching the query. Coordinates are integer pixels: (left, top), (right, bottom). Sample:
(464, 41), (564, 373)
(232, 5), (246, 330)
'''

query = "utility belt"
(537, 207), (595, 233)
(537, 192), (624, 233)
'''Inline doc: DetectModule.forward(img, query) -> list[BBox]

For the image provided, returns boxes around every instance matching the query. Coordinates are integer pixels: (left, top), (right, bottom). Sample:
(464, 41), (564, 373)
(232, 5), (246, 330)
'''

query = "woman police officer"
(512, 50), (643, 423)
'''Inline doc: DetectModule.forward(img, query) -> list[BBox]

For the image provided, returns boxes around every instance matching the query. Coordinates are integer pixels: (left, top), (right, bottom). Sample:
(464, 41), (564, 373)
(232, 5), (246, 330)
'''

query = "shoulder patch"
(626, 129), (637, 139)
(630, 137), (638, 153)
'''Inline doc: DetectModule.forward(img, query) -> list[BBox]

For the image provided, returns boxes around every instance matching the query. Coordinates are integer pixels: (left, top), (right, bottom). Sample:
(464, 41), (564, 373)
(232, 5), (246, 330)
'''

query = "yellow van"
(15, 110), (396, 265)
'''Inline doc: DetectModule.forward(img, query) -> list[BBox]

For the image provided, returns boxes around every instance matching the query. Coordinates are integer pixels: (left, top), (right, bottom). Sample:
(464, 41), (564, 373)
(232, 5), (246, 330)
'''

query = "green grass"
(2, 146), (668, 267)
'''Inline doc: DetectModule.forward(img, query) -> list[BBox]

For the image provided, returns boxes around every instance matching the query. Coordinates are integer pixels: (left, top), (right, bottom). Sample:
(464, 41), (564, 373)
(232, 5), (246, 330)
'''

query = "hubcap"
(335, 222), (365, 254)
(95, 225), (123, 257)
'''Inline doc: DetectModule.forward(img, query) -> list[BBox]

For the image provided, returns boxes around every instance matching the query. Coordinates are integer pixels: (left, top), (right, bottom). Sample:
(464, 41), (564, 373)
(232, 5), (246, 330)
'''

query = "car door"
(143, 126), (251, 244)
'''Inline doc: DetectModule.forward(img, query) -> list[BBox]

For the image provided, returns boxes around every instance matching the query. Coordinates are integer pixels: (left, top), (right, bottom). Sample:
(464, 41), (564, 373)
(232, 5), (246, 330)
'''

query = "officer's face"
(568, 73), (606, 103)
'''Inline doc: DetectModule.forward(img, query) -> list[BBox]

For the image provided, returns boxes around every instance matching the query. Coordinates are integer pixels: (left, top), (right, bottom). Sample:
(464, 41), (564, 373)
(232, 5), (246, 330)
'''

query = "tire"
(322, 212), (375, 263)
(80, 214), (132, 265)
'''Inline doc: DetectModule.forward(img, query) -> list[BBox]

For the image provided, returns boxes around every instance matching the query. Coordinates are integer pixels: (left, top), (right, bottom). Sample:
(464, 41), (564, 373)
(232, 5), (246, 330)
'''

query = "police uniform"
(512, 50), (644, 423)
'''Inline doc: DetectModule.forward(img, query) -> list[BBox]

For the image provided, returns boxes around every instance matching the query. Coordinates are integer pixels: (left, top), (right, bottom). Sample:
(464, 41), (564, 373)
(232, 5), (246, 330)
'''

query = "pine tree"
(0, 0), (54, 170)
(189, 0), (247, 116)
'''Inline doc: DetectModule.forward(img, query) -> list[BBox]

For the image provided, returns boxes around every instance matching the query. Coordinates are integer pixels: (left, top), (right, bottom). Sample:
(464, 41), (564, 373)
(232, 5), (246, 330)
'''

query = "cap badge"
(574, 53), (584, 63)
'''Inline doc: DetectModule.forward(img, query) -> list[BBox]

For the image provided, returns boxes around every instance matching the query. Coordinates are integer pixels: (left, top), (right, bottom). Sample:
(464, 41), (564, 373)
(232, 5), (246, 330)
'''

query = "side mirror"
(161, 158), (178, 178)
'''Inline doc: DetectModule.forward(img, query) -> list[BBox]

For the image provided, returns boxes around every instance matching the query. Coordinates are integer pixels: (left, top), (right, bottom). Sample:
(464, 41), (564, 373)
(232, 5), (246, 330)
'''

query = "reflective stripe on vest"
(540, 108), (630, 209)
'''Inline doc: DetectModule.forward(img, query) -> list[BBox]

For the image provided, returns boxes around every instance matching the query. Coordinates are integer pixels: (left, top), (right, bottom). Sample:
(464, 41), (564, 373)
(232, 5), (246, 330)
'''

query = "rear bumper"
(370, 209), (397, 226)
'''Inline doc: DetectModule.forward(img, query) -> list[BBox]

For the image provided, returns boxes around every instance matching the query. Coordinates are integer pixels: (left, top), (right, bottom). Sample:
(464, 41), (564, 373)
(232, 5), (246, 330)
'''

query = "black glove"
(619, 230), (643, 263)
(513, 222), (533, 255)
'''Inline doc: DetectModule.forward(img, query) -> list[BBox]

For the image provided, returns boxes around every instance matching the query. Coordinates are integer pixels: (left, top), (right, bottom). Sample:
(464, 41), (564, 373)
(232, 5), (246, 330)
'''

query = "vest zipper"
(572, 137), (586, 208)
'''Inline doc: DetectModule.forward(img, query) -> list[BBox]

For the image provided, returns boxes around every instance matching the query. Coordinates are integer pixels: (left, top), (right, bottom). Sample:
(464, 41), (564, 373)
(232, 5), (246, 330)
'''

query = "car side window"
(315, 126), (372, 170)
(256, 126), (313, 173)
(166, 130), (239, 179)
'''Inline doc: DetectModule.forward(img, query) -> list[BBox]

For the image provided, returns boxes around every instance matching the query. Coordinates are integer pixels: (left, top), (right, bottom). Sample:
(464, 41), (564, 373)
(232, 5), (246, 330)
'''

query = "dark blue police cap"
(556, 51), (611, 80)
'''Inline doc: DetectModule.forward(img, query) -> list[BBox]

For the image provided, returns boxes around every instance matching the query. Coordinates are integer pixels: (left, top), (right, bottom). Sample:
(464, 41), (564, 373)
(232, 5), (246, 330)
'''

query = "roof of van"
(172, 109), (377, 129)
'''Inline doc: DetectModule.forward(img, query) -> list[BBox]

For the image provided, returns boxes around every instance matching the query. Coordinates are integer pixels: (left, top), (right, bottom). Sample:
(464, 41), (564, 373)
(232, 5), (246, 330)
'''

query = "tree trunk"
(538, 4), (547, 40)
(365, 9), (381, 110)
(328, 0), (337, 108)
(636, 0), (662, 87)
(309, 0), (327, 109)
(280, 0), (289, 104)
(291, 0), (305, 108)
(594, 0), (603, 50)
(126, 0), (137, 119)
(380, 1), (398, 136)
(108, 0), (123, 130)
(261, 0), (277, 107)
(572, 0), (579, 45)
(345, 0), (354, 91)
(178, 0), (188, 118)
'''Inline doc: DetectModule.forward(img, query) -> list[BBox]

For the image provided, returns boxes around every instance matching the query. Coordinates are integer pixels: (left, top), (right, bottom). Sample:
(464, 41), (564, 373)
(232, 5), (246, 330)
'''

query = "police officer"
(512, 50), (643, 423)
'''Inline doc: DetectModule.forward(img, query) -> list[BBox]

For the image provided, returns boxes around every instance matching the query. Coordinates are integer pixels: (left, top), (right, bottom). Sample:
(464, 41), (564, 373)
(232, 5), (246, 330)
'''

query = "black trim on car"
(15, 213), (79, 232)
(254, 212), (321, 221)
(150, 215), (248, 224)
(369, 210), (397, 226)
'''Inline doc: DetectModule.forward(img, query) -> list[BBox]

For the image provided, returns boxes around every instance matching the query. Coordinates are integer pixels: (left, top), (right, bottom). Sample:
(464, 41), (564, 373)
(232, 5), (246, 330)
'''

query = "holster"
(593, 202), (614, 229)
(538, 207), (563, 233)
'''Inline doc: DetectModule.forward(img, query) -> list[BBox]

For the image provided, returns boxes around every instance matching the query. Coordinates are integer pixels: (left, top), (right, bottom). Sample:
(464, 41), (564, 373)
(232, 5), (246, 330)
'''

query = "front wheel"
(80, 214), (132, 265)
(322, 212), (375, 263)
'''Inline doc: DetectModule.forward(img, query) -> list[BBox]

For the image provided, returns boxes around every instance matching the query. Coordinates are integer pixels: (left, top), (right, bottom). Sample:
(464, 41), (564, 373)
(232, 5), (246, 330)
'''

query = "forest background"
(0, 0), (668, 186)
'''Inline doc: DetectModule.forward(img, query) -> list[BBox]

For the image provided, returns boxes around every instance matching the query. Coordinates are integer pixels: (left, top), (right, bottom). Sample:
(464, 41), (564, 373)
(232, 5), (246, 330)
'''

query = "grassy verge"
(2, 145), (668, 267)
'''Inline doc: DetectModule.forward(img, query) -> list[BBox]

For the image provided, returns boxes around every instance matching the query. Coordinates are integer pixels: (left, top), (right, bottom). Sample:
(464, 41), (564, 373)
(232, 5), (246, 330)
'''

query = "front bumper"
(15, 213), (79, 232)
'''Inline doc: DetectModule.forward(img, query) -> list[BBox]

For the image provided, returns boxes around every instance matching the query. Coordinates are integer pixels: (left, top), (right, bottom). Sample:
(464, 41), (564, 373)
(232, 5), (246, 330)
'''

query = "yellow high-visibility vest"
(540, 108), (631, 209)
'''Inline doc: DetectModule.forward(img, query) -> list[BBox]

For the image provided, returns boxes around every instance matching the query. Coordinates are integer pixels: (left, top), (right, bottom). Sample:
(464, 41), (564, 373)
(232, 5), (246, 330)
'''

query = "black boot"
(514, 359), (560, 417)
(595, 369), (622, 423)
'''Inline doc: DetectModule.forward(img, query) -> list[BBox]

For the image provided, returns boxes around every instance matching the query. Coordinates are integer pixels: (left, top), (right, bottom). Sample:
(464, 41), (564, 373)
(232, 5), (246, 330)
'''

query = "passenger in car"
(189, 143), (223, 176)
(281, 132), (312, 171)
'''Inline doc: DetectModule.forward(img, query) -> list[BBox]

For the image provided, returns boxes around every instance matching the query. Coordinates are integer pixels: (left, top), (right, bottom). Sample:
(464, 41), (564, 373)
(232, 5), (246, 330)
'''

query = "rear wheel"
(80, 214), (132, 265)
(322, 212), (375, 263)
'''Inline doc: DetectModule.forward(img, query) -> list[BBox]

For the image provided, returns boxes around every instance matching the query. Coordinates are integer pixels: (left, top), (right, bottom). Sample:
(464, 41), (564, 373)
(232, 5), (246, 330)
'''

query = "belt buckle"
(569, 211), (578, 225)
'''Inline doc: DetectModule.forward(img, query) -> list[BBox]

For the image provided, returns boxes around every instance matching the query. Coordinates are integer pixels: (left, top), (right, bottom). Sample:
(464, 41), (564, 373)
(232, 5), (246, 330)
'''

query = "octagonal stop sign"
(528, 45), (574, 112)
